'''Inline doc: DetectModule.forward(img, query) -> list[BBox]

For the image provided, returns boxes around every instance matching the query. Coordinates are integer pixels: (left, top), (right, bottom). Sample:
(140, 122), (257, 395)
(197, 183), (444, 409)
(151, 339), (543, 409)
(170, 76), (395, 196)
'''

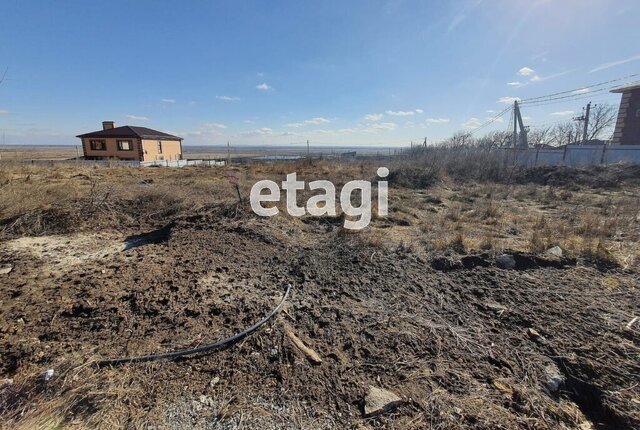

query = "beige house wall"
(82, 137), (142, 160)
(141, 139), (182, 161)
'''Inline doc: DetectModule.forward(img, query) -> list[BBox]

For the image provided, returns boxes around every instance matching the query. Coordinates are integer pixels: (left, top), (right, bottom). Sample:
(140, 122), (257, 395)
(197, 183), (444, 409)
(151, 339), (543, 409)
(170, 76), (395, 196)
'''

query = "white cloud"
(256, 83), (272, 91)
(216, 95), (240, 101)
(415, 108), (424, 113)
(462, 118), (482, 128)
(305, 117), (330, 125)
(243, 119), (255, 124)
(426, 118), (450, 124)
(507, 81), (524, 87)
(497, 96), (521, 105)
(0, 109), (9, 115)
(385, 110), (415, 116)
(372, 122), (398, 130)
(161, 98), (176, 104)
(486, 110), (495, 113)
(572, 88), (590, 95)
(522, 116), (532, 120)
(285, 117), (331, 128)
(528, 69), (575, 83)
(124, 115), (149, 121)
(590, 54), (640, 73)
(204, 122), (227, 129)
(551, 111), (574, 117)
(364, 113), (383, 121)
(518, 67), (535, 76)
(241, 127), (273, 136)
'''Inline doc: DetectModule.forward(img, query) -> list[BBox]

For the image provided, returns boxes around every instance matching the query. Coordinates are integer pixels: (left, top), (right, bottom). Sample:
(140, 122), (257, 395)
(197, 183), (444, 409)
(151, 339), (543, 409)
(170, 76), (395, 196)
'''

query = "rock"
(496, 254), (516, 269)
(0, 378), (13, 387)
(543, 363), (565, 393)
(545, 246), (563, 258)
(526, 328), (542, 340)
(209, 376), (220, 387)
(363, 385), (403, 417)
(44, 369), (54, 381)
(199, 395), (214, 407)
(483, 300), (507, 315)
(0, 265), (13, 275)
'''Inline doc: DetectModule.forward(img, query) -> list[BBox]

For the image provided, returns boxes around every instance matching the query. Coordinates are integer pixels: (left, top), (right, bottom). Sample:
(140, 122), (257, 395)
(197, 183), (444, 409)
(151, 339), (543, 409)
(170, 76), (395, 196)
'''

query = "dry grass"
(1, 159), (639, 429)
(1, 160), (639, 269)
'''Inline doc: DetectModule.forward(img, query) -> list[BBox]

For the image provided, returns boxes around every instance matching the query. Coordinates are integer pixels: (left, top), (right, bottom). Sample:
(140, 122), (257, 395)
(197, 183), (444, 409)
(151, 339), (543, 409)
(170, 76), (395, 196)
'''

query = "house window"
(117, 140), (132, 151)
(157, 141), (163, 154)
(90, 140), (106, 150)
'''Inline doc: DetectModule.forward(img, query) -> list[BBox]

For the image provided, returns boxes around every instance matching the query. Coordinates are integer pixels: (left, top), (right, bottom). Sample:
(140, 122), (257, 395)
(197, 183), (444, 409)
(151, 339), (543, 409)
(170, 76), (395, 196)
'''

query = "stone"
(496, 254), (516, 269)
(363, 385), (403, 417)
(526, 328), (542, 340)
(199, 395), (215, 407)
(209, 376), (220, 387)
(543, 363), (565, 393)
(0, 265), (13, 275)
(44, 369), (54, 381)
(545, 246), (563, 258)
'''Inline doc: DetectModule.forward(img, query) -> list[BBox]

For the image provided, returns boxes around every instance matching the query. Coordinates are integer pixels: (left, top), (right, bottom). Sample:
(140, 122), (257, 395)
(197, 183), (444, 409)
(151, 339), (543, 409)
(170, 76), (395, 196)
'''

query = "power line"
(519, 91), (618, 108)
(519, 73), (640, 103)
(468, 107), (511, 135)
(520, 84), (624, 106)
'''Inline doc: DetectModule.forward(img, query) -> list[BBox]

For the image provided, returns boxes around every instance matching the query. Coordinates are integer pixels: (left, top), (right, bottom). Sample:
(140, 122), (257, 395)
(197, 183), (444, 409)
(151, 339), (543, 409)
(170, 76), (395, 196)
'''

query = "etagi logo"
(250, 167), (389, 230)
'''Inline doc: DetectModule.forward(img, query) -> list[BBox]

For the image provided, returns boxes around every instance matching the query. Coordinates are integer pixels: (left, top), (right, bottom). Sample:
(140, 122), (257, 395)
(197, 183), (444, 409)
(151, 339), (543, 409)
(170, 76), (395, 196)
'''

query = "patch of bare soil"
(1, 205), (638, 429)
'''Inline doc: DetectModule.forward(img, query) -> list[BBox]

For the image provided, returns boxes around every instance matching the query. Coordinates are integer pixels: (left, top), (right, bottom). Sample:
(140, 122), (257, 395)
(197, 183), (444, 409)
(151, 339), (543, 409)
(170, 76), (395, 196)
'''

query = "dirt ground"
(0, 161), (638, 429)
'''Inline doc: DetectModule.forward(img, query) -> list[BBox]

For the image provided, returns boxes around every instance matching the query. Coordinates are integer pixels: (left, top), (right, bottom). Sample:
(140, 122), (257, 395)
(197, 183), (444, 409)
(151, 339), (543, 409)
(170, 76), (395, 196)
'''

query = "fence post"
(562, 145), (568, 165)
(600, 145), (607, 164)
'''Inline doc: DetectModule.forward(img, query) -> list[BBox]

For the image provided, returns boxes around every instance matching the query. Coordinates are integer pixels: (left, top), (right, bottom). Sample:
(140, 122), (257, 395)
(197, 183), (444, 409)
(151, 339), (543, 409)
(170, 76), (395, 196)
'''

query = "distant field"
(0, 144), (398, 161)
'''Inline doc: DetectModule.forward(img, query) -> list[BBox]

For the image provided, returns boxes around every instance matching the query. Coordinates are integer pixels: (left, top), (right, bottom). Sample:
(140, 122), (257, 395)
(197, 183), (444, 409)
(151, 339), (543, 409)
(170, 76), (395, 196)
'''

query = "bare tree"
(585, 103), (617, 141)
(527, 126), (552, 147)
(444, 131), (474, 149)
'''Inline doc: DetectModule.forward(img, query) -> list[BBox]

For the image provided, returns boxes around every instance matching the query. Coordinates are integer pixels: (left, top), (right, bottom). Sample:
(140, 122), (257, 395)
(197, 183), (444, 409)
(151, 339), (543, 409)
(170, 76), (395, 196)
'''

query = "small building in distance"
(77, 121), (183, 161)
(611, 83), (640, 145)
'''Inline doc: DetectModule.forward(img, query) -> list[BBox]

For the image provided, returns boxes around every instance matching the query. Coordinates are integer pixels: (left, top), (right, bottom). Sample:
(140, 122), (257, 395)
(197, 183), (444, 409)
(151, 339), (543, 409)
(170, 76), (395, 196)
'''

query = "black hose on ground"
(96, 283), (292, 366)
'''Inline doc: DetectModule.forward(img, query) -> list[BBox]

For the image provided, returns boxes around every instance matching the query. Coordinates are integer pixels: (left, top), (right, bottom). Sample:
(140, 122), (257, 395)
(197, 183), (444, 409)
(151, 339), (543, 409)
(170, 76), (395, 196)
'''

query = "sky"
(1, 0), (640, 147)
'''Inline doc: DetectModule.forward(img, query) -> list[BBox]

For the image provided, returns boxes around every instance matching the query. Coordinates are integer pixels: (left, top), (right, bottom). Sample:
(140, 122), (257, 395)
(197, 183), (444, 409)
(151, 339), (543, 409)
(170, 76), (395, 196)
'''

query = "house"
(611, 83), (640, 145)
(77, 121), (183, 161)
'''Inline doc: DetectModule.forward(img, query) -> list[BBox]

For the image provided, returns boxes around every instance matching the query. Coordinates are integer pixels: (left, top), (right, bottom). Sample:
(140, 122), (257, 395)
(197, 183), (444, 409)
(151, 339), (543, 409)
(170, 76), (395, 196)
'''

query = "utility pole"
(306, 139), (310, 159)
(512, 102), (518, 148)
(582, 102), (591, 144)
(226, 141), (230, 165)
(512, 100), (528, 148)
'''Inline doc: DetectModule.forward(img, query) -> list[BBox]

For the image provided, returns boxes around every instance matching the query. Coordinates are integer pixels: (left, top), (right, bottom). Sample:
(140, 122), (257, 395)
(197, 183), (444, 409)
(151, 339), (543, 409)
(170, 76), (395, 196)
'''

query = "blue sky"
(1, 0), (639, 146)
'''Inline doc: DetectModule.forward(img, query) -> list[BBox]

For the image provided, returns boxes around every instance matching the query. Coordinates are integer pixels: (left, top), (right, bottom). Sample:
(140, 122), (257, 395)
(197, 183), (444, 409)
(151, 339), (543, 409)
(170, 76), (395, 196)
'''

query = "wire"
(96, 283), (292, 366)
(519, 73), (640, 102)
(468, 107), (511, 135)
(520, 86), (623, 106)
(520, 92), (619, 108)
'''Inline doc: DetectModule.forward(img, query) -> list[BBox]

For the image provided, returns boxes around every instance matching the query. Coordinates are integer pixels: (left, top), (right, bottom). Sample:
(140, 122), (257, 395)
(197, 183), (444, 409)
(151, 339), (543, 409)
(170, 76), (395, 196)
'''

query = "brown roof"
(77, 126), (182, 140)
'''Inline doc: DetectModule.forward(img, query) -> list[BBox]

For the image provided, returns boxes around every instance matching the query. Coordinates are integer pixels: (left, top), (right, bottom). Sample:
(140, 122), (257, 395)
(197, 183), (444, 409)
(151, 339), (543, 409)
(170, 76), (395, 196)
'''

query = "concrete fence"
(509, 144), (640, 167)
